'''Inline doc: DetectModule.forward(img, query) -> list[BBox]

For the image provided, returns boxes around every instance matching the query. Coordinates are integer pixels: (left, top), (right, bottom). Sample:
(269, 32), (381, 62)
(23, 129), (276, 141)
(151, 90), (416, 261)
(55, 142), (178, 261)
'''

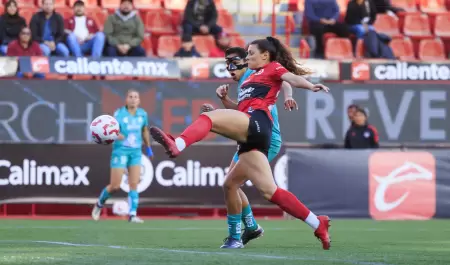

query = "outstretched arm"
(281, 72), (330, 92)
(282, 81), (298, 110)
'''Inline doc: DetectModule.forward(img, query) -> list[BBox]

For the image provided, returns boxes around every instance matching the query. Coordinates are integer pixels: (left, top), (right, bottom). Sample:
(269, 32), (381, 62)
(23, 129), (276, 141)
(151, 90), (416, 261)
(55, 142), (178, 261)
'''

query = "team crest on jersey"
(123, 117), (129, 123)
(138, 116), (143, 124)
(255, 69), (264, 75)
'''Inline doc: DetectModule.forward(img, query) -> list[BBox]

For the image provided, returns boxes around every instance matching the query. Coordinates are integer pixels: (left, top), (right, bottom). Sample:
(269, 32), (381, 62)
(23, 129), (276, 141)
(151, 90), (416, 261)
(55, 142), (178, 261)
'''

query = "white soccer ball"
(90, 115), (120, 145)
(112, 201), (129, 216)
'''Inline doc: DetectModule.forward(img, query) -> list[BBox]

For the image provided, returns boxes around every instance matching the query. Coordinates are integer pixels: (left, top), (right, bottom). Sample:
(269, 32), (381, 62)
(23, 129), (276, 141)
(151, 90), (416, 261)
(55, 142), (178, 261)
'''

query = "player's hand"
(117, 134), (125, 140)
(311, 84), (330, 93)
(284, 97), (298, 111)
(216, 84), (229, 99)
(201, 103), (215, 113)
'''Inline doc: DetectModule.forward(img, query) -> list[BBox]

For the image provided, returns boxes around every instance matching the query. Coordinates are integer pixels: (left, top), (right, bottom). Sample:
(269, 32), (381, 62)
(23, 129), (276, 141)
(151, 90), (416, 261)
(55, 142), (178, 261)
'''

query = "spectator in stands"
(65, 0), (105, 57)
(0, 0), (26, 55)
(174, 35), (201, 57)
(347, 104), (359, 123)
(344, 107), (379, 149)
(305, 0), (350, 58)
(372, 0), (404, 14)
(30, 0), (69, 57)
(182, 0), (222, 41)
(345, 0), (377, 39)
(209, 32), (231, 58)
(104, 0), (145, 57)
(7, 26), (45, 78)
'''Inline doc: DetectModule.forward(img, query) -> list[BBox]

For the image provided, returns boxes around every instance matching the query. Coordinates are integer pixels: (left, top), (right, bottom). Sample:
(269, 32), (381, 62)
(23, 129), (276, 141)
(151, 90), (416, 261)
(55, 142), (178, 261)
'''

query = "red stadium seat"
(92, 9), (109, 31)
(193, 36), (215, 57)
(56, 8), (73, 19)
(336, 0), (349, 13)
(133, 0), (161, 9)
(18, 0), (36, 8)
(218, 11), (235, 33)
(143, 34), (154, 56)
(355, 39), (364, 59)
(403, 14), (433, 37)
(434, 13), (450, 36)
(38, 0), (67, 8)
(299, 39), (311, 58)
(420, 0), (447, 13)
(389, 37), (416, 60)
(323, 32), (337, 46)
(68, 0), (99, 8)
(325, 38), (353, 59)
(418, 38), (446, 60)
(396, 0), (418, 12)
(163, 0), (187, 10)
(230, 36), (246, 47)
(373, 14), (402, 37)
(214, 0), (223, 10)
(20, 8), (36, 24)
(157, 35), (181, 58)
(144, 10), (176, 35)
(101, 0), (120, 9)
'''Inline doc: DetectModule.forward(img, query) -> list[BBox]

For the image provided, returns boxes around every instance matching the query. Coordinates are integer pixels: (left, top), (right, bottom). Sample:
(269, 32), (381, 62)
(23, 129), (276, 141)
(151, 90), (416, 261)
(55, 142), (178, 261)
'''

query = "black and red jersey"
(237, 61), (288, 120)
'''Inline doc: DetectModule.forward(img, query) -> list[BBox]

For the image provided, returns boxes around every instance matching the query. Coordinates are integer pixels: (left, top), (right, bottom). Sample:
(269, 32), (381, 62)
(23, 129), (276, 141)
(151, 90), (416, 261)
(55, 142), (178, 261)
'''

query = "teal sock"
(227, 214), (242, 240)
(128, 190), (139, 216)
(241, 204), (258, 231)
(97, 187), (110, 207)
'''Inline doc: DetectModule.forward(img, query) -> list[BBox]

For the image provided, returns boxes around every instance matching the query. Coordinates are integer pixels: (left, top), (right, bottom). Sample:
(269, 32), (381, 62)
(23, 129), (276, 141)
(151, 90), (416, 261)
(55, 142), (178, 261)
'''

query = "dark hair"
(347, 104), (359, 110)
(73, 0), (85, 7)
(355, 107), (367, 117)
(250, 36), (311, 76)
(5, 0), (18, 9)
(125, 89), (139, 108)
(225, 47), (247, 59)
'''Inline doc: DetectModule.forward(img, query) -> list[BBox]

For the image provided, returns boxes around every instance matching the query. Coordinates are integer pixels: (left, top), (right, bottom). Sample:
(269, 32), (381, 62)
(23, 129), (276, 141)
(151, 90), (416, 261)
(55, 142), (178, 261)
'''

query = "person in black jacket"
(30, 0), (69, 56)
(182, 0), (222, 40)
(344, 107), (379, 149)
(372, 0), (404, 14)
(174, 35), (201, 58)
(345, 0), (377, 39)
(0, 0), (26, 55)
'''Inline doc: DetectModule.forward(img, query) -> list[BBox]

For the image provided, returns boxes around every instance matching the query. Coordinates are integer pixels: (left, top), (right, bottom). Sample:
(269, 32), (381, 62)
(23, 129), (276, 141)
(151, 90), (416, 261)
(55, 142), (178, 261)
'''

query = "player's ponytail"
(265, 36), (311, 76)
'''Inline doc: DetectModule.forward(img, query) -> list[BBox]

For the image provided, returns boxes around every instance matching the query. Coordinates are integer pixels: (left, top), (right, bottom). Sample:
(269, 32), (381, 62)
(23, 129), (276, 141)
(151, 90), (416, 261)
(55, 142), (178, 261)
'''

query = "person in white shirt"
(65, 0), (105, 57)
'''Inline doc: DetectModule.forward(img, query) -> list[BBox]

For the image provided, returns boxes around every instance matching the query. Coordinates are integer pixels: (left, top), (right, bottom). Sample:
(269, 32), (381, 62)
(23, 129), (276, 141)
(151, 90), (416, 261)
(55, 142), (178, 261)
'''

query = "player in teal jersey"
(202, 47), (298, 247)
(92, 89), (153, 223)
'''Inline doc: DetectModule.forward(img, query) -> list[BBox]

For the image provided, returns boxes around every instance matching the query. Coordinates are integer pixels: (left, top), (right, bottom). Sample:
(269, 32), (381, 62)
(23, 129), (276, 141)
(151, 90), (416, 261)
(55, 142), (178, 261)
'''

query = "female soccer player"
(201, 46), (298, 246)
(150, 37), (331, 249)
(92, 89), (153, 223)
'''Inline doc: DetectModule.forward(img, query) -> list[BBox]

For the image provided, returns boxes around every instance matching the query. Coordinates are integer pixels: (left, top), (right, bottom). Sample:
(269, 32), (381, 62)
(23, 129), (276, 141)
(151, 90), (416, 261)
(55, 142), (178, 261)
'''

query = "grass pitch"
(0, 219), (449, 265)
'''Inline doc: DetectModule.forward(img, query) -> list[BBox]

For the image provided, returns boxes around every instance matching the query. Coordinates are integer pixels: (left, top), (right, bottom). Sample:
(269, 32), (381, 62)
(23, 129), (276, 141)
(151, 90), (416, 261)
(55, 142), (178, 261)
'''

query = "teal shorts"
(232, 143), (281, 163)
(110, 148), (142, 168)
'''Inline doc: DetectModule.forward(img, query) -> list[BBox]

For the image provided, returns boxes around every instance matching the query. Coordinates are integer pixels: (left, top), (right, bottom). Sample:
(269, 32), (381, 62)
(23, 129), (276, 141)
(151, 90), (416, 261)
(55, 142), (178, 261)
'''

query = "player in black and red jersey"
(150, 36), (331, 249)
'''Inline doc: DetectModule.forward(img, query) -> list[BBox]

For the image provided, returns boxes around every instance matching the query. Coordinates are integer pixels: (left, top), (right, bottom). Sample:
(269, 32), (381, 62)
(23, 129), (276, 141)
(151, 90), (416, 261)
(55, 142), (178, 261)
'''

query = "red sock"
(269, 187), (310, 221)
(179, 114), (212, 147)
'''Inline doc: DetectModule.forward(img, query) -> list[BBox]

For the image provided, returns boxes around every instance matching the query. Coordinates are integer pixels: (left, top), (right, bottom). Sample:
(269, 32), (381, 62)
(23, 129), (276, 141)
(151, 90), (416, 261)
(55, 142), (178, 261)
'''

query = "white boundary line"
(0, 240), (393, 265)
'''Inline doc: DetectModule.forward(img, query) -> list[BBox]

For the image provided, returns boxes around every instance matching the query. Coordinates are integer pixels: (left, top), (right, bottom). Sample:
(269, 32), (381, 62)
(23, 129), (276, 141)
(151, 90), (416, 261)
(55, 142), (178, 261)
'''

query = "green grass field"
(0, 219), (449, 265)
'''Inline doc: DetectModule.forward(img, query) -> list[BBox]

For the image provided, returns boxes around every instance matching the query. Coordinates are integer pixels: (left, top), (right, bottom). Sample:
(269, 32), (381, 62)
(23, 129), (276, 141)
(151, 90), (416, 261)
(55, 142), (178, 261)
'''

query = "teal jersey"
(112, 107), (148, 150)
(238, 69), (282, 145)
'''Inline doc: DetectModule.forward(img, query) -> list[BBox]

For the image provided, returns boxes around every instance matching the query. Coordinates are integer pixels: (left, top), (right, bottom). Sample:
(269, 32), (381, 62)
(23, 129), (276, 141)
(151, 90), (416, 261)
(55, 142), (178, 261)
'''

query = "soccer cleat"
(220, 237), (244, 249)
(91, 203), (102, 221)
(129, 216), (144, 223)
(241, 225), (264, 245)
(149, 127), (180, 158)
(314, 215), (331, 250)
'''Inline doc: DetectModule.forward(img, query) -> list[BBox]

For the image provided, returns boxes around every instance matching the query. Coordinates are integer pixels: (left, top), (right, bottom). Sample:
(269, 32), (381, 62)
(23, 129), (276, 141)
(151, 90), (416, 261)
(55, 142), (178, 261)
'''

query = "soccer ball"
(90, 115), (120, 145)
(112, 201), (129, 216)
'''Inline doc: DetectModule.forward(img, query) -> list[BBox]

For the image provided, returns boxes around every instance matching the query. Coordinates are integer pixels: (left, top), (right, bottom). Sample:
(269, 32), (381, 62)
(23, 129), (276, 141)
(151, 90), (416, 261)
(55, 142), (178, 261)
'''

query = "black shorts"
(237, 110), (273, 157)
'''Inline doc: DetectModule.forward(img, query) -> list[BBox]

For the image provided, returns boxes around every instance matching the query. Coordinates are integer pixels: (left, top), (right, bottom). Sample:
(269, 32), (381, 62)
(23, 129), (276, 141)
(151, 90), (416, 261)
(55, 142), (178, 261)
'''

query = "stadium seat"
(325, 38), (353, 60)
(403, 14), (433, 38)
(92, 9), (109, 31)
(56, 8), (73, 19)
(163, 0), (187, 10)
(68, 0), (99, 8)
(420, 0), (447, 13)
(355, 39), (364, 59)
(143, 34), (154, 56)
(396, 0), (418, 12)
(133, 0), (161, 9)
(434, 13), (450, 36)
(144, 10), (176, 35)
(17, 0), (35, 8)
(20, 8), (36, 24)
(193, 36), (216, 57)
(157, 35), (181, 58)
(218, 11), (235, 34)
(101, 0), (120, 9)
(299, 39), (311, 58)
(418, 38), (446, 60)
(214, 0), (223, 10)
(38, 0), (67, 8)
(230, 36), (246, 47)
(373, 14), (402, 37)
(323, 32), (337, 47)
(336, 0), (349, 13)
(389, 37), (416, 60)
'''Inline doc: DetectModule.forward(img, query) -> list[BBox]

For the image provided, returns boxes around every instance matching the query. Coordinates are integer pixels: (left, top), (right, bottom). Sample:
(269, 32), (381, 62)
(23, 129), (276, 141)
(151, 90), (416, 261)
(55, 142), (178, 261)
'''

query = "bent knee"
(258, 186), (277, 201)
(223, 178), (241, 191)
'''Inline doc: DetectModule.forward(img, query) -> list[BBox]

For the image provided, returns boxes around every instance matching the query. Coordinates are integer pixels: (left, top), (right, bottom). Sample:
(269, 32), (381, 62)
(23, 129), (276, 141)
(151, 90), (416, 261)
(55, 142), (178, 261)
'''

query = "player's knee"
(223, 177), (240, 193)
(257, 186), (277, 201)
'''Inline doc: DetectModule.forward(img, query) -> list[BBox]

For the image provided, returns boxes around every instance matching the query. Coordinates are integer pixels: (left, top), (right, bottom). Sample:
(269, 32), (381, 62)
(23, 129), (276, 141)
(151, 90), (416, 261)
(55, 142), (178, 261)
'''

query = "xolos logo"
(369, 152), (436, 220)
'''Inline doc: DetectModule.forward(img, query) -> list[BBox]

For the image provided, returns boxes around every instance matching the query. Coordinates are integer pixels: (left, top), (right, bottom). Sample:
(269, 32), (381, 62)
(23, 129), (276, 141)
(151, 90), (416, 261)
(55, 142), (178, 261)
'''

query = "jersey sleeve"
(269, 62), (289, 81)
